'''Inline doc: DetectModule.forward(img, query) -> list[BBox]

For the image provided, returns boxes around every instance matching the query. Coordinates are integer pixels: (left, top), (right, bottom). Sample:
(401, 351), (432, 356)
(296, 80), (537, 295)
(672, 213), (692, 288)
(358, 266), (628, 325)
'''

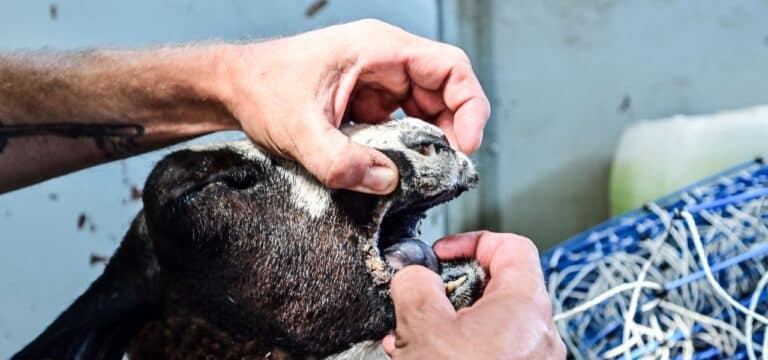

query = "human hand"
(217, 19), (490, 194)
(382, 231), (566, 359)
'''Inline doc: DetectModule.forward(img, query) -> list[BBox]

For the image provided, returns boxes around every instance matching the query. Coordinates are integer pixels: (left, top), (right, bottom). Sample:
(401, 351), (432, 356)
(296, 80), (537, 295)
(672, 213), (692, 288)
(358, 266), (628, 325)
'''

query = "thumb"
(291, 117), (399, 194)
(390, 266), (455, 337)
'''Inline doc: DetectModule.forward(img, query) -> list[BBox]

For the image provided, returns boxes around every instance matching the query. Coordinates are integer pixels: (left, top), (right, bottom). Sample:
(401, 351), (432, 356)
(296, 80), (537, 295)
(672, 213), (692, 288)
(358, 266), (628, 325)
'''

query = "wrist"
(177, 44), (241, 131)
(115, 44), (241, 133)
(208, 42), (270, 128)
(191, 43), (239, 112)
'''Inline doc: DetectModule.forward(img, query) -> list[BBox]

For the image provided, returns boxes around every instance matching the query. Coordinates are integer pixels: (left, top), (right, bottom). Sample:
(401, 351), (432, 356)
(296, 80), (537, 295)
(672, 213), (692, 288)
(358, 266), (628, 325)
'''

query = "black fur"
(13, 119), (482, 359)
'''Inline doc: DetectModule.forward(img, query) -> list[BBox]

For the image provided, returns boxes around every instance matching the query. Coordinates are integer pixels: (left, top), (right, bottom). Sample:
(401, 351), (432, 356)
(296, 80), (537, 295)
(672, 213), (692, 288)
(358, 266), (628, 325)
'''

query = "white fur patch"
(282, 163), (332, 219)
(343, 117), (442, 151)
(324, 341), (388, 360)
(182, 117), (474, 219)
(185, 139), (331, 219)
(186, 139), (268, 162)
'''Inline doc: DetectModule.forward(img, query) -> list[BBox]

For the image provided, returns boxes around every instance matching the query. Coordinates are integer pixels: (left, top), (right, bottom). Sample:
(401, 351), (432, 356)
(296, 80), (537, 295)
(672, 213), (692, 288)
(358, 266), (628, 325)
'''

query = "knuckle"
(392, 267), (443, 302)
(357, 18), (385, 27)
(525, 319), (565, 359)
(470, 230), (493, 241)
(555, 338), (567, 359)
(512, 234), (540, 259)
(318, 141), (362, 189)
(393, 265), (434, 284)
(448, 45), (471, 63)
(484, 231), (540, 259)
(535, 289), (555, 314)
(548, 324), (567, 358)
(354, 18), (395, 33)
(321, 161), (348, 188)
(480, 96), (492, 116)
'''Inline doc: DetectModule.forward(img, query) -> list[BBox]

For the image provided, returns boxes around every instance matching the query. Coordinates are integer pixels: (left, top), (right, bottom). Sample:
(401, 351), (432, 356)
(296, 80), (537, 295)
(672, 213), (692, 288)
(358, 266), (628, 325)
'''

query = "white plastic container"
(610, 105), (768, 215)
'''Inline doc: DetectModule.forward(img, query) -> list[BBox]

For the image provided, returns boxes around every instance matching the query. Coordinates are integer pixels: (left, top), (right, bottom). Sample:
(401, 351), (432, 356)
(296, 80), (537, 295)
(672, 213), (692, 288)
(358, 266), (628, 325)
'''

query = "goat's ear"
(141, 148), (266, 269)
(13, 216), (162, 360)
(142, 148), (258, 213)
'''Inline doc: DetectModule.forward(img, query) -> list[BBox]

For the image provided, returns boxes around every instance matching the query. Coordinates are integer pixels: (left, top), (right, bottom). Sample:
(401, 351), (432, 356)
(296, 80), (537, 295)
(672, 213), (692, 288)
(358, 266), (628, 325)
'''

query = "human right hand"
(219, 19), (490, 195)
(383, 231), (566, 359)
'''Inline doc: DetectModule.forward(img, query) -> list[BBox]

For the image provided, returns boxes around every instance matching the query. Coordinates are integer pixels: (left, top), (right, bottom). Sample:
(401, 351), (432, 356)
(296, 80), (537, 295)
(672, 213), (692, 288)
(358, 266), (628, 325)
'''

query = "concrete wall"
(443, 0), (768, 247)
(0, 1), (438, 355)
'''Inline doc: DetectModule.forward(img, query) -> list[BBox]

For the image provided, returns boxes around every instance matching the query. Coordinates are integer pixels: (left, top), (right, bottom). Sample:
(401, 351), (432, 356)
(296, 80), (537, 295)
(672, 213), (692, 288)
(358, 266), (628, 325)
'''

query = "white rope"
(553, 281), (662, 322)
(680, 210), (768, 325)
(745, 271), (768, 360)
(549, 186), (768, 358)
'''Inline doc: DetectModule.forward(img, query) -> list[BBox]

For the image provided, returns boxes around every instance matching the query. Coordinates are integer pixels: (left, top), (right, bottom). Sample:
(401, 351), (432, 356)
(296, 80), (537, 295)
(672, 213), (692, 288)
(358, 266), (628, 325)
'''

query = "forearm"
(0, 46), (239, 193)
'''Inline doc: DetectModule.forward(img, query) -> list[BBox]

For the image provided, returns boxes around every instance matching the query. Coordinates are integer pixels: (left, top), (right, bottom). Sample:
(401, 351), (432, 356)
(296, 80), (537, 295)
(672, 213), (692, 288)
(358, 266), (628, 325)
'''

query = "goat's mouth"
(375, 186), (472, 298)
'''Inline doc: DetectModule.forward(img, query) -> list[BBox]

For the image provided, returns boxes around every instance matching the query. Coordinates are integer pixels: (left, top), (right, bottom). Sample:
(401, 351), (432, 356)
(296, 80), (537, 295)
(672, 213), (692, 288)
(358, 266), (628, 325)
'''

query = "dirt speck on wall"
(305, 0), (328, 17)
(617, 95), (631, 113)
(130, 186), (142, 201)
(76, 213), (87, 230)
(89, 253), (109, 266)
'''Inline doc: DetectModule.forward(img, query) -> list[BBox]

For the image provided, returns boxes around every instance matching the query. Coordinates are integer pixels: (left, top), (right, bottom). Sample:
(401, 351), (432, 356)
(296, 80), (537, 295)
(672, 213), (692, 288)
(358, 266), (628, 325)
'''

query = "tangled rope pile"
(543, 159), (768, 359)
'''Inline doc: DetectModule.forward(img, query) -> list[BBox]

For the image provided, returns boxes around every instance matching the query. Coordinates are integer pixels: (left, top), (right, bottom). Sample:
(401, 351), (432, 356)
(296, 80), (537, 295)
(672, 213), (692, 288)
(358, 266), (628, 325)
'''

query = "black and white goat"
(13, 118), (486, 359)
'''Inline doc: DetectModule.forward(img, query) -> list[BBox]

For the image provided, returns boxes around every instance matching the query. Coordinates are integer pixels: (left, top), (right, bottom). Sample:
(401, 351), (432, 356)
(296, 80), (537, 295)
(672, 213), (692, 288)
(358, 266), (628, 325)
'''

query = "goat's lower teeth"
(444, 275), (467, 294)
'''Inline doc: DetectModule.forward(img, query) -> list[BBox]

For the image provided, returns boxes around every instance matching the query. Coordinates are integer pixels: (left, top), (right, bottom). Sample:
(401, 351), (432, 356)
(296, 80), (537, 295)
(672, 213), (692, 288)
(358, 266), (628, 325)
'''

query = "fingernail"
(362, 166), (397, 193)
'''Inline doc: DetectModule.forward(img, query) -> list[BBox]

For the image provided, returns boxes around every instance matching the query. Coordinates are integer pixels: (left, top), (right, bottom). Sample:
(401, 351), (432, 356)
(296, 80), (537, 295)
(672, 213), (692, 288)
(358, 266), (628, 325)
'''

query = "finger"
(433, 231), (541, 277)
(411, 85), (446, 117)
(405, 46), (490, 154)
(401, 97), (428, 119)
(452, 96), (489, 153)
(291, 116), (399, 194)
(469, 233), (547, 311)
(402, 87), (458, 147)
(476, 233), (541, 279)
(459, 275), (554, 338)
(382, 334), (396, 355)
(462, 263), (554, 331)
(350, 86), (401, 123)
(433, 110), (459, 149)
(432, 231), (483, 260)
(357, 55), (411, 97)
(440, 233), (551, 325)
(440, 62), (489, 153)
(390, 265), (455, 328)
(346, 55), (411, 124)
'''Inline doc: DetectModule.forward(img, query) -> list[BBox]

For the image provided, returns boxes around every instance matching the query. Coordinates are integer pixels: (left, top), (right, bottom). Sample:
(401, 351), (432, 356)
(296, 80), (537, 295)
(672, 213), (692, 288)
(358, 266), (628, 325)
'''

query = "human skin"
(383, 232), (567, 359)
(0, 19), (489, 194)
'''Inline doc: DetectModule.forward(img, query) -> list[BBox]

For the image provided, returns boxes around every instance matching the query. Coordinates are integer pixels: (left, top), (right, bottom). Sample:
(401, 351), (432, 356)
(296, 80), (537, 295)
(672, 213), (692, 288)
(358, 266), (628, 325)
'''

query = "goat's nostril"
(417, 143), (436, 157)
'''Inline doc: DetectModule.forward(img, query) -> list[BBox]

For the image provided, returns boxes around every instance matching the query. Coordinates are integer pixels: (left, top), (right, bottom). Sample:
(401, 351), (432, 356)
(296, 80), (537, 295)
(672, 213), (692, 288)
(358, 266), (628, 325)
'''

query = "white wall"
(445, 0), (768, 247)
(0, 1), (438, 355)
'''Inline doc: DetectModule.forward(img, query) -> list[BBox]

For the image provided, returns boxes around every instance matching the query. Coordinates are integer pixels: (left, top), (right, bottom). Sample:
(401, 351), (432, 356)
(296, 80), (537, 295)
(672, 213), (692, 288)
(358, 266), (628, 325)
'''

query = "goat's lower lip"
(382, 239), (469, 296)
(382, 238), (440, 273)
(377, 187), (471, 277)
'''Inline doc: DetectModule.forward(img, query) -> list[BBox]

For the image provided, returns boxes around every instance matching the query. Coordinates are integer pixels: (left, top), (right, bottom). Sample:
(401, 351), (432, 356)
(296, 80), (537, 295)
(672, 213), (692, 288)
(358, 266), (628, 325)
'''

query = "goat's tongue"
(382, 238), (441, 274)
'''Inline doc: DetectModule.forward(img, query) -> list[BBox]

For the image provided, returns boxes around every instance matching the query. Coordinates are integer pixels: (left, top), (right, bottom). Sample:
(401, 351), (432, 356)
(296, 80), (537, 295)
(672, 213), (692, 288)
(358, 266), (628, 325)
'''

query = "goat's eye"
(417, 143), (437, 156)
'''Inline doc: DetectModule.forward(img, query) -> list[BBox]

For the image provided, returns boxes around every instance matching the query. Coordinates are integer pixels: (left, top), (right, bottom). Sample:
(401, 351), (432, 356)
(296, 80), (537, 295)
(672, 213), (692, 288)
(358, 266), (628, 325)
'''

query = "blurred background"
(1, 0), (767, 356)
